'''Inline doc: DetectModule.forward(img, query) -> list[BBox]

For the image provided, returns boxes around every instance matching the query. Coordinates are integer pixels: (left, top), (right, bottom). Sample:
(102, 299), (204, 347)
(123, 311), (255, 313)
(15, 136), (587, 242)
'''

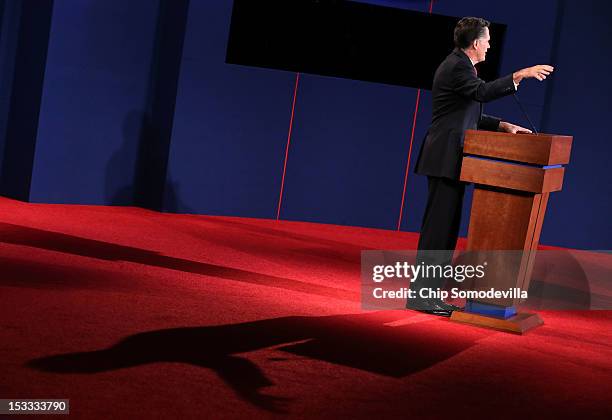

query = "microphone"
(512, 93), (539, 135)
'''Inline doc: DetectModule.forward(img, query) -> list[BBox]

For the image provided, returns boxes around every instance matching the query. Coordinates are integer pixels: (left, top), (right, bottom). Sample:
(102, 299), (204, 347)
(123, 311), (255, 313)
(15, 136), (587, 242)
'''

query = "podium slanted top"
(463, 130), (573, 166)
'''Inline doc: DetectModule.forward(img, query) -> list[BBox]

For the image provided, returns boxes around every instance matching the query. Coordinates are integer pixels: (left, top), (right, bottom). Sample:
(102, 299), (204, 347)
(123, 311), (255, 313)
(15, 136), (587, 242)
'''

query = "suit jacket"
(414, 48), (516, 180)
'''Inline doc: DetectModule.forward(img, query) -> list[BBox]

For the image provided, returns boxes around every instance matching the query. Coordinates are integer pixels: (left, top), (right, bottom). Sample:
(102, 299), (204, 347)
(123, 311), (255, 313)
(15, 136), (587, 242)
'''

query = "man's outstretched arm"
(513, 65), (554, 85)
(500, 65), (555, 133)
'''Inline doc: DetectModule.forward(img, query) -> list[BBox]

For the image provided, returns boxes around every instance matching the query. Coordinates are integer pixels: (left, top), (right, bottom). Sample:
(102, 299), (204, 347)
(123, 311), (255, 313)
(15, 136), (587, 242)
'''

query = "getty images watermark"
(360, 250), (612, 311)
(370, 259), (526, 300)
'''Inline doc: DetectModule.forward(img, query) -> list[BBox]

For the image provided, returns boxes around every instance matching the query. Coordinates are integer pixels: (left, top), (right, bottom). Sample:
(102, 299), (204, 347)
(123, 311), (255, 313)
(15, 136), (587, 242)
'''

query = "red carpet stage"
(1, 197), (611, 418)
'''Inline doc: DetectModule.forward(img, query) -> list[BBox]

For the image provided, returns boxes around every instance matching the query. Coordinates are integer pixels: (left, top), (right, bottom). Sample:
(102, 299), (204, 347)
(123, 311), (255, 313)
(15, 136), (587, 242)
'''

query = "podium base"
(450, 311), (543, 334)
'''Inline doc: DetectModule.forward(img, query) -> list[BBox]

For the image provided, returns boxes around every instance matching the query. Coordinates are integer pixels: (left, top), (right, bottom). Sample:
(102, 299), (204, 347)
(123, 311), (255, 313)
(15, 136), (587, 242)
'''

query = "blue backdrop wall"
(166, 0), (295, 217)
(28, 0), (159, 205)
(0, 0), (609, 249)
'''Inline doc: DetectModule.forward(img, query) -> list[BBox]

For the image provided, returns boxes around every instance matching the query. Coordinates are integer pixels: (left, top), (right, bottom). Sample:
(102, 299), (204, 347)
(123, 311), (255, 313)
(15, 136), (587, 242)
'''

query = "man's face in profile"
(474, 27), (491, 63)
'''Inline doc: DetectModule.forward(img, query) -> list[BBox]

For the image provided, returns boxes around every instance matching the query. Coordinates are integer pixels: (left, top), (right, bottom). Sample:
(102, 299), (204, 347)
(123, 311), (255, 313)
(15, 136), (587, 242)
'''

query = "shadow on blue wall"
(106, 111), (141, 205)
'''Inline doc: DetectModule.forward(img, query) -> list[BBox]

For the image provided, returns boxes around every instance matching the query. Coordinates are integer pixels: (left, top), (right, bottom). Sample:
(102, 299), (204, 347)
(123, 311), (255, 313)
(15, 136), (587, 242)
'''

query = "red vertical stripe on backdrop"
(276, 72), (300, 220)
(396, 89), (421, 231)
(396, 0), (435, 231)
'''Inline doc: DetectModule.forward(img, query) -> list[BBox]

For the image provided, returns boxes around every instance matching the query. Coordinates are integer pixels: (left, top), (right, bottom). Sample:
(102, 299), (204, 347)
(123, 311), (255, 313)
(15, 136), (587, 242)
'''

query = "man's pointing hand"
(513, 65), (554, 84)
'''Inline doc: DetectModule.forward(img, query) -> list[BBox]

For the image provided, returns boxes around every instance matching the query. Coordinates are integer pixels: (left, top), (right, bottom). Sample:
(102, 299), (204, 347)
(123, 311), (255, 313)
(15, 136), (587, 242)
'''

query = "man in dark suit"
(407, 17), (554, 316)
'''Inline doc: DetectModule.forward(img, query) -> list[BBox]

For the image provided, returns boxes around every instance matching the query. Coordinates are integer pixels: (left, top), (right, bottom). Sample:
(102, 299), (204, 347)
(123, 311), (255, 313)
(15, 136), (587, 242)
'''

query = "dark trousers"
(413, 176), (466, 293)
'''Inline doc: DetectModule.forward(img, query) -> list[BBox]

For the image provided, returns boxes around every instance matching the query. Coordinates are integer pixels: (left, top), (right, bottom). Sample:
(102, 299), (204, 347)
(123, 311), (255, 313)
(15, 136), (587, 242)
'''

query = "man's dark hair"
(454, 17), (490, 49)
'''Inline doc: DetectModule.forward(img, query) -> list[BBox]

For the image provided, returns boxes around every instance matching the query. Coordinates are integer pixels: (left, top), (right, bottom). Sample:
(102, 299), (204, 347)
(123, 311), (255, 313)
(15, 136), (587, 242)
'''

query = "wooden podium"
(450, 130), (573, 333)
